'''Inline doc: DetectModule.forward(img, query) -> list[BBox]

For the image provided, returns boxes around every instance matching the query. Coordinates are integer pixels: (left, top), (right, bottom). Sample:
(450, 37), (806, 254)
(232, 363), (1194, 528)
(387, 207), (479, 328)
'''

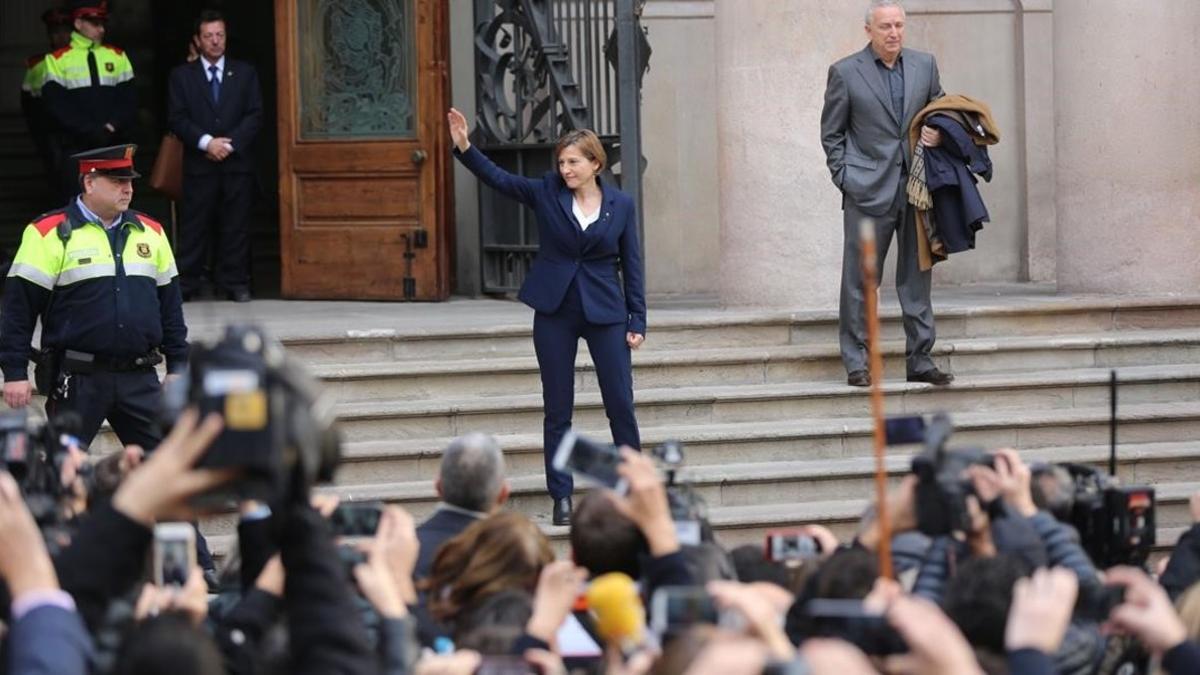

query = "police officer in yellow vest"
(21, 8), (73, 196)
(0, 144), (187, 454)
(41, 0), (137, 201)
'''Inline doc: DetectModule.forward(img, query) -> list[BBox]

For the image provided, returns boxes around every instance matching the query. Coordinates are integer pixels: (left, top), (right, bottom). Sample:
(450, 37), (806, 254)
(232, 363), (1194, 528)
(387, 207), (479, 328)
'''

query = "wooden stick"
(859, 218), (893, 580)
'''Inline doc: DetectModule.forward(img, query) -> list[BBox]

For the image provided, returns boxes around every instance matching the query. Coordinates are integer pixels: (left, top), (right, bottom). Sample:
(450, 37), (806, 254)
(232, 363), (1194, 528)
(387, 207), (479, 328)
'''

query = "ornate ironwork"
(298, 0), (417, 138)
(473, 0), (650, 294)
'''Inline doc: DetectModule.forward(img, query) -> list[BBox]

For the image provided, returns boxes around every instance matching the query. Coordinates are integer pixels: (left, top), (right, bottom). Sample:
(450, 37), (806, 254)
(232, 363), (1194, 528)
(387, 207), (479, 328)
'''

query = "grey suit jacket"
(820, 44), (944, 216)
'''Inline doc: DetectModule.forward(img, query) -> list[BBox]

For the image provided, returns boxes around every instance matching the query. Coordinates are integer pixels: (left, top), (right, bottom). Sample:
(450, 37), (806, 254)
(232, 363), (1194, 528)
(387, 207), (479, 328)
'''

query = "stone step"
(273, 297), (1200, 366)
(313, 328), (1200, 404)
(315, 442), (1200, 521)
(324, 364), (1200, 450)
(326, 400), (1200, 486)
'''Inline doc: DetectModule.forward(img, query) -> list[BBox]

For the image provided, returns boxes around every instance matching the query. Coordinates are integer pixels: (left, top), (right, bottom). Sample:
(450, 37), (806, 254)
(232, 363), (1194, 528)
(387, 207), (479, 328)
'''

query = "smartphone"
(153, 522), (197, 587)
(764, 530), (822, 562)
(552, 431), (628, 494)
(649, 585), (721, 636)
(884, 415), (926, 446)
(805, 599), (907, 656)
(330, 501), (383, 537)
(474, 655), (541, 675)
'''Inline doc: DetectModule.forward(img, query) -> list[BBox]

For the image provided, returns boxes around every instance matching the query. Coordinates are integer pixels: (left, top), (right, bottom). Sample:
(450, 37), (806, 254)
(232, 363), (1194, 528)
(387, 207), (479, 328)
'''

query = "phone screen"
(156, 539), (192, 587)
(553, 431), (627, 493)
(331, 503), (383, 537)
(884, 415), (926, 446)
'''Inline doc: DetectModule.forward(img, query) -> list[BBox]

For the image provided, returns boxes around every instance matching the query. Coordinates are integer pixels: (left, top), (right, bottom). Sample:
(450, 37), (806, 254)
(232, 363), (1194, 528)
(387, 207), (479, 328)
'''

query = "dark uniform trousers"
(178, 171), (255, 294)
(534, 278), (640, 499)
(48, 366), (162, 450)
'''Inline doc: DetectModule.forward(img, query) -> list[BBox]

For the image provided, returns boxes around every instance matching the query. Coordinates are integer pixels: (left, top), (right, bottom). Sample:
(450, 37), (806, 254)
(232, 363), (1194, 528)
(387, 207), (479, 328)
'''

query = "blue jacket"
(8, 605), (93, 675)
(455, 146), (647, 335)
(923, 114), (992, 254)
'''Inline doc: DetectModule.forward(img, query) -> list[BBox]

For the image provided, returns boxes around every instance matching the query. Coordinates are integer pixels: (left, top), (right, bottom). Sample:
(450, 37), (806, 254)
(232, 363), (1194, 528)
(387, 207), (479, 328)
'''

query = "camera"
(903, 413), (995, 537)
(652, 440), (711, 546)
(0, 409), (84, 522)
(765, 530), (822, 564)
(162, 324), (342, 505)
(1031, 462), (1155, 568)
(649, 585), (723, 637)
(803, 599), (907, 656)
(330, 502), (383, 538)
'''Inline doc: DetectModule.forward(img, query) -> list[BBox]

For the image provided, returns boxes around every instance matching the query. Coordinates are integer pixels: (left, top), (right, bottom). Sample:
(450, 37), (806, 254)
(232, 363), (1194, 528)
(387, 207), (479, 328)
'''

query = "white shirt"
(198, 56), (233, 153)
(572, 198), (600, 230)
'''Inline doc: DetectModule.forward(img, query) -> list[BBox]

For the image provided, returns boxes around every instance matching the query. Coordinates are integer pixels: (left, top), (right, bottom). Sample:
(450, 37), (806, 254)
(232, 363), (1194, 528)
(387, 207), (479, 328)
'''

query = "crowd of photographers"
(4, 336), (1200, 674)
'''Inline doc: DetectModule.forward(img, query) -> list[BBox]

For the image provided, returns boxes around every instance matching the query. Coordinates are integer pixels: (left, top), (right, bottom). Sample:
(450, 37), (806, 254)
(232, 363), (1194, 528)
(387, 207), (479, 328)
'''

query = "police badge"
(136, 243), (151, 258)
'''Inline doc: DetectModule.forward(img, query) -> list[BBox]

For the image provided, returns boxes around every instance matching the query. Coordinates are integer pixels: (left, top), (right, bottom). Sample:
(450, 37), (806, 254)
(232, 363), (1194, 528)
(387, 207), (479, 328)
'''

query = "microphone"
(585, 572), (646, 653)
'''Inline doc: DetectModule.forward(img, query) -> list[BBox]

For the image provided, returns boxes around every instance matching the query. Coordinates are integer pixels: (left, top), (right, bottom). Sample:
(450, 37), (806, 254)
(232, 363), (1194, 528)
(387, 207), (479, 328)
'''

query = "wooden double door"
(274, 0), (452, 300)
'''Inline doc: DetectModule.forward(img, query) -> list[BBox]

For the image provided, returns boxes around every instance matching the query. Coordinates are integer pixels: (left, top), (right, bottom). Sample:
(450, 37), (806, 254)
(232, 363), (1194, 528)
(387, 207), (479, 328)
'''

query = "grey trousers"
(838, 181), (936, 375)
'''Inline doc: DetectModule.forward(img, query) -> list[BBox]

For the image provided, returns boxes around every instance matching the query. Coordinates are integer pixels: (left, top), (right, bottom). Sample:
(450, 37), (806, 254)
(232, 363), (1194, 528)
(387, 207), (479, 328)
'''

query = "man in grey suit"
(821, 0), (953, 387)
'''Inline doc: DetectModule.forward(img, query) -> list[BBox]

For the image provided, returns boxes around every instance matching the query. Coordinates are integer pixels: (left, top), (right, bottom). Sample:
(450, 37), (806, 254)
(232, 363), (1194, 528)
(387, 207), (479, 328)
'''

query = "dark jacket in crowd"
(414, 507), (483, 582)
(922, 114), (992, 254)
(1161, 523), (1200, 601)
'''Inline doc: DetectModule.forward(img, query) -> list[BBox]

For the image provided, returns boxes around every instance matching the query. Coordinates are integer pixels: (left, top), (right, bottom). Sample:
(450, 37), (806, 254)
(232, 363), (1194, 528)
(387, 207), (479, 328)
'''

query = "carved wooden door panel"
(275, 0), (452, 299)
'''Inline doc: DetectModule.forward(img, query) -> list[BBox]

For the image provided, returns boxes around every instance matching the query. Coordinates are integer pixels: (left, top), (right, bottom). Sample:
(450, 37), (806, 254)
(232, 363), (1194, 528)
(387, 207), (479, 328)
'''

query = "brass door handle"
(411, 149), (427, 164)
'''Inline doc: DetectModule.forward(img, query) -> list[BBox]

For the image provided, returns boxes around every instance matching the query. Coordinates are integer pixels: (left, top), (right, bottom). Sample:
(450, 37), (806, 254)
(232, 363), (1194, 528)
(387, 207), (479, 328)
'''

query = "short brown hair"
(555, 129), (607, 173)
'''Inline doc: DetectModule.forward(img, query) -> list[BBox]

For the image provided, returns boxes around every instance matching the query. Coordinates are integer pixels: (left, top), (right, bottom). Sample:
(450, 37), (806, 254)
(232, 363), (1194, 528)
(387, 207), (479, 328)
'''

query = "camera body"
(904, 413), (995, 537)
(0, 409), (81, 521)
(1043, 463), (1155, 568)
(162, 324), (341, 505)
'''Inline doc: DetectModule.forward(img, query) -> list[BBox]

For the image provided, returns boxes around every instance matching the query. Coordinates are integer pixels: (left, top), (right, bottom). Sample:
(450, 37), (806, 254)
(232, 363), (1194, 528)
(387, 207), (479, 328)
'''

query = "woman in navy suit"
(448, 108), (645, 525)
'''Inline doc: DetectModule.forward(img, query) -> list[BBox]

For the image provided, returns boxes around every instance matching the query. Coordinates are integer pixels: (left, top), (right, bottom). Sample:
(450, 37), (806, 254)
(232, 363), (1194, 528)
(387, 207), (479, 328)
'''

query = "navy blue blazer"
(8, 605), (93, 674)
(167, 57), (263, 176)
(455, 146), (647, 335)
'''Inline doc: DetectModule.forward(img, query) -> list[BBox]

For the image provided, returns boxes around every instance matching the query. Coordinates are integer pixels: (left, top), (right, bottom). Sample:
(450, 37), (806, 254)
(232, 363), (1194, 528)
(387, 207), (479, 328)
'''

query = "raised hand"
(447, 108), (471, 152)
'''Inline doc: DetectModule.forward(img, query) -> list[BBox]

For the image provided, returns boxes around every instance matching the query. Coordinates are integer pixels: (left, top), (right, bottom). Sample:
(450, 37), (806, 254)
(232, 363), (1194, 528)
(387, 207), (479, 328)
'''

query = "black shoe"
(227, 288), (252, 303)
(847, 370), (871, 387)
(552, 496), (573, 526)
(907, 368), (955, 386)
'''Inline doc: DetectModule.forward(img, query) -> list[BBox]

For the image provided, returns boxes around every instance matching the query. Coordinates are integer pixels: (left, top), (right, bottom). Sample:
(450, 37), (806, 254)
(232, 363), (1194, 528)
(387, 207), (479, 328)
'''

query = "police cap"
(72, 144), (140, 179)
(67, 0), (109, 22)
(42, 8), (72, 28)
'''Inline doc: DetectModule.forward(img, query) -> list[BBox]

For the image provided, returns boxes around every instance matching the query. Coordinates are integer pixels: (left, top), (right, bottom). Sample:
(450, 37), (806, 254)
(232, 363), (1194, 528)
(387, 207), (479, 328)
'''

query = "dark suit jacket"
(414, 507), (482, 581)
(167, 57), (263, 176)
(8, 605), (93, 675)
(821, 45), (944, 216)
(454, 146), (647, 334)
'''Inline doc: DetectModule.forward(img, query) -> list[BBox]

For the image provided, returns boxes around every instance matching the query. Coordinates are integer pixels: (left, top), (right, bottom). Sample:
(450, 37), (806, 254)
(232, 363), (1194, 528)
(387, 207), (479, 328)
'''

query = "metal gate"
(472, 0), (650, 293)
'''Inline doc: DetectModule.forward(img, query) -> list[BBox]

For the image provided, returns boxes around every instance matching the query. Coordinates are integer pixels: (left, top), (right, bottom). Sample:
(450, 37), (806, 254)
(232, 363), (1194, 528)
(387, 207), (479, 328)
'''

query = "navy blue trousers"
(533, 281), (641, 499)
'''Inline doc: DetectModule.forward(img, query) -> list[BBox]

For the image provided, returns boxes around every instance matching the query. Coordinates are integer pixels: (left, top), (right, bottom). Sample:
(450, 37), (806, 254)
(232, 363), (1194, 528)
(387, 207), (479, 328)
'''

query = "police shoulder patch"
(50, 45), (71, 60)
(134, 213), (164, 235)
(136, 242), (151, 258)
(32, 212), (68, 237)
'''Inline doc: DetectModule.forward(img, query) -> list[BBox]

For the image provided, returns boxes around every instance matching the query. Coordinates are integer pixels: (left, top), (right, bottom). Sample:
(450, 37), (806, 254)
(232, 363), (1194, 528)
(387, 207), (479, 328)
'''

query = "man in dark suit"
(820, 0), (953, 387)
(413, 433), (510, 581)
(167, 9), (262, 302)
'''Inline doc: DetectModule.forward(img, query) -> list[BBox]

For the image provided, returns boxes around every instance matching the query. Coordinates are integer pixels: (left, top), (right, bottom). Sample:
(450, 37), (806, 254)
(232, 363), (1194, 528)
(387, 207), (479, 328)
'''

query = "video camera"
(162, 324), (342, 505)
(893, 413), (995, 537)
(0, 409), (87, 554)
(1031, 462), (1155, 568)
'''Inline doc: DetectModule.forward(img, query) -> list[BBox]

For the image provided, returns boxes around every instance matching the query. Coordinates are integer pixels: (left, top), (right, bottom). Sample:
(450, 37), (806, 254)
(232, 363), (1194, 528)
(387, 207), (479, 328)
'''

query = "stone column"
(714, 2), (863, 308)
(1054, 0), (1200, 292)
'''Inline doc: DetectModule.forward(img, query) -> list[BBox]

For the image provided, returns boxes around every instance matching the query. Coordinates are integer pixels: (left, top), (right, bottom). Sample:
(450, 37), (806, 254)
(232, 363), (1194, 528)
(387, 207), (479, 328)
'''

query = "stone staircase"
(179, 292), (1200, 555)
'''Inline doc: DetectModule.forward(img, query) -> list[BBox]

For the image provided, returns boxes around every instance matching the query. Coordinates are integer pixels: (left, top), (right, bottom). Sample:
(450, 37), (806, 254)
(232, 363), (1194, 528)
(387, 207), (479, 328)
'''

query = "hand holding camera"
(111, 409), (236, 526)
(526, 560), (589, 648)
(1102, 566), (1189, 655)
(0, 471), (59, 600)
(1005, 567), (1079, 654)
(352, 505), (420, 618)
(611, 447), (678, 557)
